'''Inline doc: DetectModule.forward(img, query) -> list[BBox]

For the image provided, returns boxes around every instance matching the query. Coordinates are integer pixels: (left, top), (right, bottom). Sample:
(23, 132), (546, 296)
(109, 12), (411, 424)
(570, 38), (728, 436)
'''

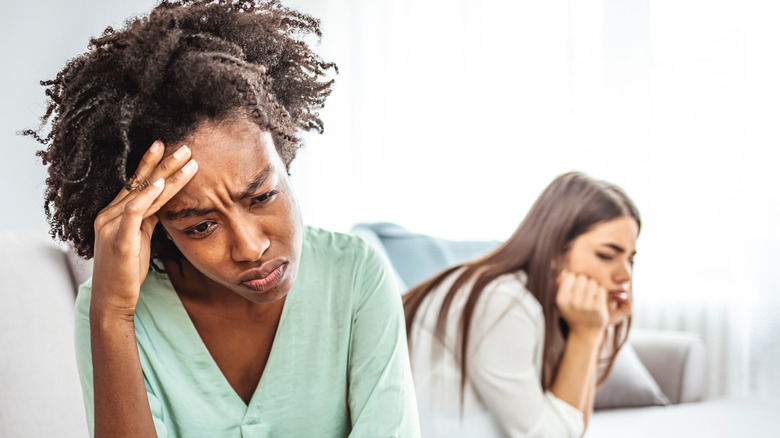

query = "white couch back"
(0, 231), (88, 438)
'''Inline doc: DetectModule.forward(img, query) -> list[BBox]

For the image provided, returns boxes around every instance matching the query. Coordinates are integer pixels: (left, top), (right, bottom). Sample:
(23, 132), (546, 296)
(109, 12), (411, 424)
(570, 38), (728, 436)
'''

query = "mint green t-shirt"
(74, 226), (420, 437)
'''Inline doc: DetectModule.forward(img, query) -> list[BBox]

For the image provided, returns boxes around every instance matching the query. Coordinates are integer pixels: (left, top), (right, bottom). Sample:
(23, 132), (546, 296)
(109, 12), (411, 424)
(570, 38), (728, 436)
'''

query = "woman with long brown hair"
(404, 171), (640, 437)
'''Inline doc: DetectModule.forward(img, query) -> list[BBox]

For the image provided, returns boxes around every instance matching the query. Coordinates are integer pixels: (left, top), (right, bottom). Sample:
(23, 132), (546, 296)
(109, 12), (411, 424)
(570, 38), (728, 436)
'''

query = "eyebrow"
(601, 243), (637, 256)
(163, 165), (273, 221)
(236, 165), (273, 201)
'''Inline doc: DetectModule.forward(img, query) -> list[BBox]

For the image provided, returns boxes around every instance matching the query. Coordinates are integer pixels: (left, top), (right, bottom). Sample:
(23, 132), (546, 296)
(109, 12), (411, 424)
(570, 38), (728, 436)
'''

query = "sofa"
(0, 230), (90, 438)
(1, 226), (778, 437)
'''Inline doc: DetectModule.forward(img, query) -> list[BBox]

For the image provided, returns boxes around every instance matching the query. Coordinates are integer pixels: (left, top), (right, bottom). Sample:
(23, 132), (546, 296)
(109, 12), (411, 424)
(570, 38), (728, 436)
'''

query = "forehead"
(168, 117), (277, 164)
(580, 216), (639, 247)
(162, 118), (282, 207)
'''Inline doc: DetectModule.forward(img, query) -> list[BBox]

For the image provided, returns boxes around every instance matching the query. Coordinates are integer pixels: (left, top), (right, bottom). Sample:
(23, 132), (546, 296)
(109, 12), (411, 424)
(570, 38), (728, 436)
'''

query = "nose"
(613, 258), (632, 287)
(229, 217), (269, 263)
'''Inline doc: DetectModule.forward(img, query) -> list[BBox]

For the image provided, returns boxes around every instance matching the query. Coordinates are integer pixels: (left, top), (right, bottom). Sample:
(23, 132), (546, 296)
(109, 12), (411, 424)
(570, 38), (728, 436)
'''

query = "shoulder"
(428, 269), (542, 320)
(74, 270), (177, 330)
(303, 225), (376, 259)
(302, 225), (387, 273)
(432, 270), (544, 348)
(482, 272), (542, 314)
(415, 270), (544, 340)
(300, 227), (401, 322)
(476, 271), (544, 330)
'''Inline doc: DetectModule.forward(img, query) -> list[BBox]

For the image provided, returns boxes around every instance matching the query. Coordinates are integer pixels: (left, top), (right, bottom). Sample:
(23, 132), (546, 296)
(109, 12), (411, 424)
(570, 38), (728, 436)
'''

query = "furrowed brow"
(163, 166), (274, 221)
(236, 165), (273, 200)
(164, 207), (218, 221)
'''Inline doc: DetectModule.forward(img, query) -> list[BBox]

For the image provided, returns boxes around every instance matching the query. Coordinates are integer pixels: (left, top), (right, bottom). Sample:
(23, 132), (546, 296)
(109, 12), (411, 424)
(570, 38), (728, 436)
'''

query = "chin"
(237, 269), (297, 304)
(241, 290), (288, 304)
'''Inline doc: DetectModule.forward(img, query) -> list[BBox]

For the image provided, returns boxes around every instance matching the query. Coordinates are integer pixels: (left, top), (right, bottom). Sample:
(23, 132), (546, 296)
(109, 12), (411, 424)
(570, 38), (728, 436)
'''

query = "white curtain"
(289, 0), (780, 398)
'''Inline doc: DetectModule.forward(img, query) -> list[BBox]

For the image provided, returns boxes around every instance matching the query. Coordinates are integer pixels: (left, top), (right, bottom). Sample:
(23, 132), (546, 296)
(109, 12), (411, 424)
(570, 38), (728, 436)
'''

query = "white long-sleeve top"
(409, 269), (584, 438)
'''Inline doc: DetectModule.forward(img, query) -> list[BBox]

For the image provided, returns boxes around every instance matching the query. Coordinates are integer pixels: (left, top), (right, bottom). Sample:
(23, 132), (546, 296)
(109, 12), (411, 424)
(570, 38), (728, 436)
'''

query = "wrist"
(90, 294), (137, 323)
(567, 327), (606, 345)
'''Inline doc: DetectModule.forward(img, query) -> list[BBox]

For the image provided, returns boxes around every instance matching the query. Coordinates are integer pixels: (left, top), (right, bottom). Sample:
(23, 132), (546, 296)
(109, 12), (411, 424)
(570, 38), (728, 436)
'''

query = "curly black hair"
(24, 0), (336, 263)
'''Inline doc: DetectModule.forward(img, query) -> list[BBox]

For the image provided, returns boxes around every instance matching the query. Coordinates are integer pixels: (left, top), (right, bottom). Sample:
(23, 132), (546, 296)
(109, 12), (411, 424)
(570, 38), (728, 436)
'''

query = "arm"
(465, 286), (585, 438)
(74, 282), (168, 438)
(90, 309), (157, 438)
(550, 332), (601, 427)
(552, 273), (609, 429)
(83, 142), (196, 438)
(347, 246), (420, 437)
(580, 328), (612, 425)
(583, 362), (597, 425)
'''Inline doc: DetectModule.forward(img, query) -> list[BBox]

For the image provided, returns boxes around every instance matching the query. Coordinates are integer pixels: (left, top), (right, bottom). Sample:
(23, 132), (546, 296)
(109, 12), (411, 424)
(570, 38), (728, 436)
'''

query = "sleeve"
(466, 283), (585, 438)
(73, 280), (168, 438)
(346, 243), (421, 437)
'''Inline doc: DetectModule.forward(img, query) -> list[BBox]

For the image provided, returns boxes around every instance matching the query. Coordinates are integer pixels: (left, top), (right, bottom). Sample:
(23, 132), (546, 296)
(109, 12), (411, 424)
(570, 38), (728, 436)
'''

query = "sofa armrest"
(630, 329), (706, 404)
(0, 230), (89, 436)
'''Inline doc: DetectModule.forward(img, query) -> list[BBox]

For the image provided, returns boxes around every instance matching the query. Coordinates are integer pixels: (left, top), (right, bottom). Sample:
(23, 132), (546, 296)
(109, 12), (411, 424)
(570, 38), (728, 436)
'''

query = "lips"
(239, 259), (288, 292)
(609, 290), (629, 302)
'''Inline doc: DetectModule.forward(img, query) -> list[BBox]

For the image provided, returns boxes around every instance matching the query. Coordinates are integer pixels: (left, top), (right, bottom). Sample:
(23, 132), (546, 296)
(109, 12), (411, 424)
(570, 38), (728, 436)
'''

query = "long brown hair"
(403, 171), (640, 402)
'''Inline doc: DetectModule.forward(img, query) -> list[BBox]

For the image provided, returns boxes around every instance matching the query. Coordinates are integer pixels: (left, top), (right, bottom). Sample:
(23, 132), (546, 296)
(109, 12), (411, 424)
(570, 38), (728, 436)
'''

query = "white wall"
(291, 0), (780, 398)
(0, 0), (160, 232)
(4, 0), (779, 398)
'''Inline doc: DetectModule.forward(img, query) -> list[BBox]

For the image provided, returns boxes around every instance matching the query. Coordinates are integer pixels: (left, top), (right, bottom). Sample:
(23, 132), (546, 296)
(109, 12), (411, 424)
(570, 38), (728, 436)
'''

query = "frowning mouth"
(239, 259), (288, 292)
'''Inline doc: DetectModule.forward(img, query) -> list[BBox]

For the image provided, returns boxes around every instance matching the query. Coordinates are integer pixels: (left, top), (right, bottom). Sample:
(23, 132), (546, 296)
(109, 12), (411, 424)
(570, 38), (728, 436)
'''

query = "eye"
(596, 253), (615, 261)
(184, 221), (216, 238)
(251, 189), (278, 206)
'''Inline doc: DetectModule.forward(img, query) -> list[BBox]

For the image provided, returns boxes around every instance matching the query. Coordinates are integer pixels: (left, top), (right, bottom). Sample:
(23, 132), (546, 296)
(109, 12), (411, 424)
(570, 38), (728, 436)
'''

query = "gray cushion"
(595, 342), (670, 410)
(631, 330), (706, 404)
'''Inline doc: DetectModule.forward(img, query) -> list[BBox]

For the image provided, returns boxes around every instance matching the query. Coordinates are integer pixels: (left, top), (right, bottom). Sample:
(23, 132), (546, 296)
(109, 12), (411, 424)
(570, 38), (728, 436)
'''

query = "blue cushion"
(351, 223), (500, 292)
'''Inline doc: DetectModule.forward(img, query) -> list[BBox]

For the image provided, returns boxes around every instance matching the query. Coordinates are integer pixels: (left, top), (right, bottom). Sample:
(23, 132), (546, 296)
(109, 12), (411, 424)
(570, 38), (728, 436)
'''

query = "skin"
(549, 216), (639, 428)
(90, 114), (302, 437)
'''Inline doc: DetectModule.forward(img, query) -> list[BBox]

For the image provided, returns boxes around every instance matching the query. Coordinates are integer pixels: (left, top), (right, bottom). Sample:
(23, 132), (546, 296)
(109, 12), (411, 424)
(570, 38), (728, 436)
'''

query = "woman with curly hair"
(404, 172), (640, 437)
(25, 1), (419, 436)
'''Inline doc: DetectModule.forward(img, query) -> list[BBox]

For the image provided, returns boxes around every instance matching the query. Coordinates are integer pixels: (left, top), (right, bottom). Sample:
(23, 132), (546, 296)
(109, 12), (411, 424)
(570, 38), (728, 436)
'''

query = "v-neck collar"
(143, 268), (298, 417)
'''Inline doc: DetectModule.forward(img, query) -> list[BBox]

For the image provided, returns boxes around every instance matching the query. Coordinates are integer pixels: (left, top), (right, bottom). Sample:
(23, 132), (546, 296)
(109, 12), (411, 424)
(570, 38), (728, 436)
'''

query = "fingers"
(146, 144), (193, 186)
(102, 144), (195, 220)
(592, 284), (608, 312)
(145, 158), (198, 216)
(109, 141), (165, 207)
(572, 275), (605, 310)
(560, 273), (605, 305)
(556, 271), (609, 332)
(556, 271), (576, 307)
(115, 178), (166, 254)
